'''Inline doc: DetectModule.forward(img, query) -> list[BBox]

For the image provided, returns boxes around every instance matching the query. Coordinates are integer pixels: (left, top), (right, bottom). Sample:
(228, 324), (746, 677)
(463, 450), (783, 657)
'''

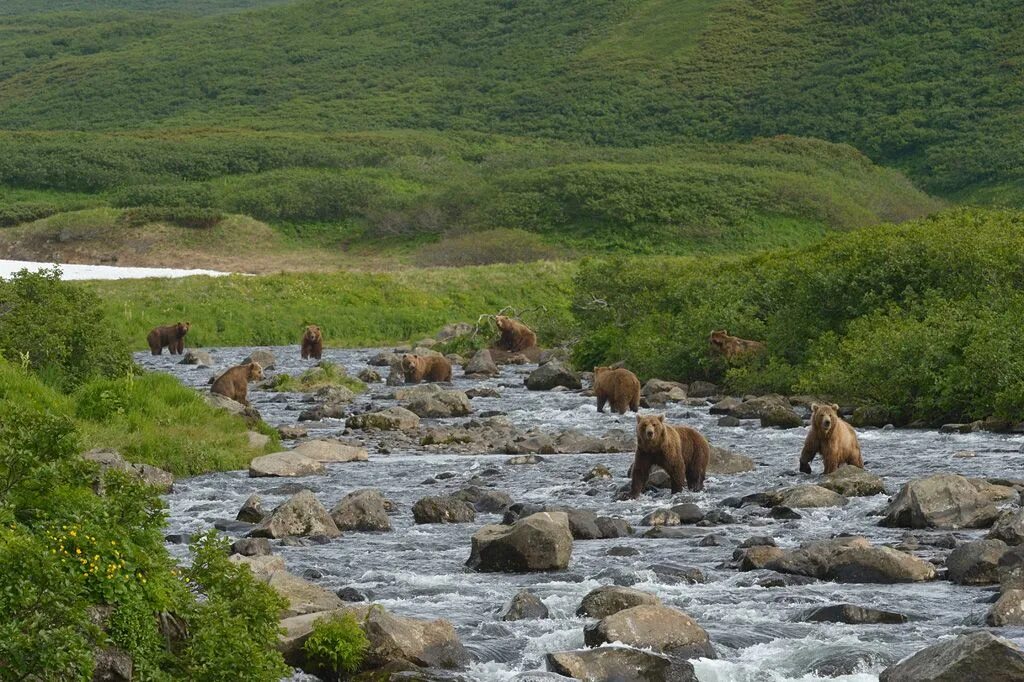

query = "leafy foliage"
(303, 612), (369, 680)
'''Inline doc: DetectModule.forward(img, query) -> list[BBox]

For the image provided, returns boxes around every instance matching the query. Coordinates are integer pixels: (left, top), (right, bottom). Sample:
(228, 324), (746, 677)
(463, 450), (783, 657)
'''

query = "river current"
(139, 346), (1024, 681)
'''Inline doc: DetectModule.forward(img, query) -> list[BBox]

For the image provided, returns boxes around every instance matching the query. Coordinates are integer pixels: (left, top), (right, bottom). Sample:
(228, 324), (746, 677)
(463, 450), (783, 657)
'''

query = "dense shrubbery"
(573, 208), (1024, 424)
(303, 612), (369, 681)
(0, 200), (59, 226)
(120, 205), (225, 229)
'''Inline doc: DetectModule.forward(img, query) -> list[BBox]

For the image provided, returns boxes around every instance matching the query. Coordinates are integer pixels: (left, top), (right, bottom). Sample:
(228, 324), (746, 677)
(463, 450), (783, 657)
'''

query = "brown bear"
(401, 354), (452, 383)
(630, 414), (710, 498)
(799, 402), (863, 474)
(301, 325), (323, 360)
(593, 366), (641, 414)
(708, 329), (766, 362)
(494, 315), (538, 353)
(147, 321), (191, 355)
(211, 362), (264, 406)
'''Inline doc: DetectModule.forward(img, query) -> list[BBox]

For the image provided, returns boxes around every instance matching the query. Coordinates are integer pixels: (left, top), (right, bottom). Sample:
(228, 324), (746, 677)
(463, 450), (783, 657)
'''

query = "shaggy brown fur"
(630, 414), (710, 497)
(147, 322), (190, 355)
(593, 366), (641, 414)
(708, 329), (766, 362)
(301, 325), (323, 360)
(211, 362), (264, 406)
(401, 354), (452, 383)
(800, 402), (863, 474)
(494, 315), (538, 353)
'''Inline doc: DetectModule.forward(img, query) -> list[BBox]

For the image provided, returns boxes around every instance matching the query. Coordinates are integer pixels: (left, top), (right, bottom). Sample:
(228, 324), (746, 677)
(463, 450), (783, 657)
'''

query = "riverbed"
(141, 346), (1024, 681)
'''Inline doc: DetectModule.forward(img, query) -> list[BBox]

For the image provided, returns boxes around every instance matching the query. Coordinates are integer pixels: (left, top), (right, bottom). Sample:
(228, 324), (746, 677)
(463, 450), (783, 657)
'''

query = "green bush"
(266, 361), (366, 394)
(303, 612), (370, 681)
(0, 266), (132, 389)
(120, 205), (224, 229)
(0, 200), (59, 226)
(110, 182), (216, 209)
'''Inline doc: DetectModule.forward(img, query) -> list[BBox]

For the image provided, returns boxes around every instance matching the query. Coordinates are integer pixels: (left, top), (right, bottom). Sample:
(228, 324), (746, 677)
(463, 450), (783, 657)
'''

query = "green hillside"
(0, 0), (1020, 200)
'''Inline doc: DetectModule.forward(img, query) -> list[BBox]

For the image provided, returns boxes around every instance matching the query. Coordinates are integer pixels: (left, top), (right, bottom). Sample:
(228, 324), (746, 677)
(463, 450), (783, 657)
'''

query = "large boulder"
(777, 484), (848, 508)
(987, 589), (1024, 627)
(879, 631), (1024, 681)
(501, 591), (549, 621)
(730, 395), (802, 428)
(946, 539), (1008, 585)
(642, 379), (688, 404)
(232, 555), (343, 617)
(707, 447), (755, 474)
(248, 451), (325, 478)
(800, 603), (908, 625)
(821, 465), (886, 497)
(583, 605), (715, 660)
(412, 496), (476, 524)
(464, 349), (499, 377)
(525, 362), (582, 391)
(290, 439), (369, 463)
(989, 509), (1024, 545)
(880, 473), (1000, 529)
(249, 490), (341, 539)
(346, 407), (421, 431)
(236, 493), (266, 523)
(576, 586), (661, 618)
(451, 486), (513, 513)
(243, 349), (276, 370)
(467, 512), (573, 572)
(180, 350), (213, 367)
(400, 385), (473, 418)
(278, 606), (469, 671)
(81, 449), (174, 493)
(546, 648), (697, 682)
(330, 489), (392, 532)
(765, 536), (936, 583)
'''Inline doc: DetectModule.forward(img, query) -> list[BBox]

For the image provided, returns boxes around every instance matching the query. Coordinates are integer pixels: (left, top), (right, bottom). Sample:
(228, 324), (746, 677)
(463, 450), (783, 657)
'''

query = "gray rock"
(641, 509), (681, 527)
(81, 448), (174, 493)
(718, 416), (741, 427)
(231, 537), (272, 557)
(987, 589), (1024, 627)
(777, 484), (848, 508)
(547, 648), (697, 682)
(180, 350), (213, 367)
(233, 555), (343, 617)
(249, 490), (341, 539)
(507, 454), (544, 465)
(800, 603), (908, 624)
(821, 465), (886, 497)
(946, 539), (1008, 585)
(688, 381), (719, 398)
(501, 590), (549, 621)
(729, 395), (801, 428)
(765, 536), (936, 583)
(989, 509), (1024, 545)
(357, 367), (382, 383)
(236, 493), (266, 523)
(583, 604), (715, 660)
(291, 439), (368, 463)
(412, 496), (476, 524)
(451, 486), (513, 513)
(881, 473), (1000, 529)
(400, 385), (473, 418)
(583, 465), (613, 481)
(330, 489), (392, 532)
(467, 512), (573, 573)
(670, 504), (704, 524)
(243, 349), (276, 370)
(346, 406), (421, 431)
(525, 362), (582, 391)
(277, 425), (308, 439)
(595, 517), (633, 539)
(465, 349), (500, 377)
(708, 447), (755, 474)
(369, 351), (398, 366)
(248, 451), (325, 478)
(879, 631), (1024, 681)
(577, 585), (661, 618)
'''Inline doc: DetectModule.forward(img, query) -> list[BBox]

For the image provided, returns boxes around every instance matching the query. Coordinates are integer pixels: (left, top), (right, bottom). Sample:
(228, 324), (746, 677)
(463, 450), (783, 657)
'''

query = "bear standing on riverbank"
(401, 353), (452, 383)
(709, 329), (765, 362)
(147, 321), (190, 355)
(593, 366), (641, 414)
(211, 362), (264, 406)
(630, 414), (710, 497)
(494, 315), (537, 352)
(799, 402), (863, 474)
(301, 325), (323, 360)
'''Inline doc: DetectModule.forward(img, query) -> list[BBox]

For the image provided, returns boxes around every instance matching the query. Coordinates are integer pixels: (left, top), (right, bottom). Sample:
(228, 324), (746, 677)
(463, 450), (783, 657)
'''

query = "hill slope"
(0, 0), (1020, 199)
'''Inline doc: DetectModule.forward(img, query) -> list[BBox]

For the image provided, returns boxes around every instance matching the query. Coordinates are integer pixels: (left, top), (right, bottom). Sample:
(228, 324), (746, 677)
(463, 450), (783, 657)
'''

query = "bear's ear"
(656, 414), (665, 423)
(635, 414), (643, 423)
(810, 402), (820, 412)
(830, 403), (840, 412)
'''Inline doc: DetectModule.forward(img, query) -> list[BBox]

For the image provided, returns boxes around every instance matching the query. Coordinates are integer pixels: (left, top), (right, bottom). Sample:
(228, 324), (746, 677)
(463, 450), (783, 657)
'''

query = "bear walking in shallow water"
(301, 324), (323, 360)
(147, 321), (190, 355)
(799, 402), (863, 474)
(401, 353), (452, 383)
(630, 414), (710, 497)
(211, 362), (264, 406)
(593, 366), (641, 414)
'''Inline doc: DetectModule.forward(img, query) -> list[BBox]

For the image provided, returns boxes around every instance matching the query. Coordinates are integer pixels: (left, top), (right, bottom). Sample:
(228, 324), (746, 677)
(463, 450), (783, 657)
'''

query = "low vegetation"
(573, 208), (1024, 425)
(266, 361), (366, 394)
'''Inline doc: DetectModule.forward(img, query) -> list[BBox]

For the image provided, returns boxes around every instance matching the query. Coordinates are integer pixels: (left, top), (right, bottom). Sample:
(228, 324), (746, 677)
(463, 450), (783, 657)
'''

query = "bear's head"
(400, 354), (420, 373)
(177, 321), (191, 337)
(811, 402), (841, 435)
(495, 315), (512, 331)
(593, 366), (611, 377)
(636, 414), (668, 446)
(708, 330), (729, 349)
(304, 325), (322, 342)
(247, 362), (264, 381)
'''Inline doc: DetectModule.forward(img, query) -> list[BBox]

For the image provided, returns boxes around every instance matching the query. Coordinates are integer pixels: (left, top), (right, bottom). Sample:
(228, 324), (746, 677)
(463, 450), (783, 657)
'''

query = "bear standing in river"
(593, 366), (641, 414)
(494, 315), (537, 353)
(211, 362), (264, 406)
(401, 353), (452, 383)
(799, 402), (863, 474)
(630, 414), (710, 497)
(147, 321), (190, 355)
(301, 325), (323, 360)
(708, 329), (765, 362)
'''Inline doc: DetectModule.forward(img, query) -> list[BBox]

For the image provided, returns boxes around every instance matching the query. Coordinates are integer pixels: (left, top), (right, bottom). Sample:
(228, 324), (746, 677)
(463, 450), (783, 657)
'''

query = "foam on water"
(142, 346), (1024, 681)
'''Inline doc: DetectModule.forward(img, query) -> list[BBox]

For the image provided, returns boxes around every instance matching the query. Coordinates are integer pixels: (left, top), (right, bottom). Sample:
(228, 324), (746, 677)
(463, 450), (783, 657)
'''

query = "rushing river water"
(140, 346), (1024, 682)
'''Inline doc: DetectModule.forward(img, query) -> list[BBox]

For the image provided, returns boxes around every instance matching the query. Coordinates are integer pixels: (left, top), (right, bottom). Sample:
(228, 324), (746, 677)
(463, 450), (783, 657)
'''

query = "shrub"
(265, 362), (365, 394)
(120, 205), (224, 229)
(303, 612), (370, 681)
(0, 200), (60, 226)
(414, 228), (569, 267)
(110, 182), (216, 209)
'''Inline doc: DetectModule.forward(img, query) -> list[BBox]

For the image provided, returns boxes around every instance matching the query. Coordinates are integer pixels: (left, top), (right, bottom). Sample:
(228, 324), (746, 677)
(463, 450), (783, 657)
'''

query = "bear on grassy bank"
(708, 329), (765, 362)
(401, 354), (452, 383)
(494, 315), (537, 353)
(593, 366), (641, 414)
(147, 321), (190, 355)
(800, 402), (863, 474)
(211, 362), (264, 406)
(301, 325), (323, 360)
(630, 414), (710, 497)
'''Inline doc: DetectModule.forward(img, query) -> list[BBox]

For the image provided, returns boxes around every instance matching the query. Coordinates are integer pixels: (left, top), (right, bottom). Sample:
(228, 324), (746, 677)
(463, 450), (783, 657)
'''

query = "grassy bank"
(84, 260), (577, 350)
(573, 208), (1024, 425)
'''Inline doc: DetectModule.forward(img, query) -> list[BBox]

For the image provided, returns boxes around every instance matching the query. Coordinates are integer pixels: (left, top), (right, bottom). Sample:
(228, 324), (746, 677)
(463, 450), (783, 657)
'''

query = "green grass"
(266, 362), (366, 394)
(82, 260), (578, 350)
